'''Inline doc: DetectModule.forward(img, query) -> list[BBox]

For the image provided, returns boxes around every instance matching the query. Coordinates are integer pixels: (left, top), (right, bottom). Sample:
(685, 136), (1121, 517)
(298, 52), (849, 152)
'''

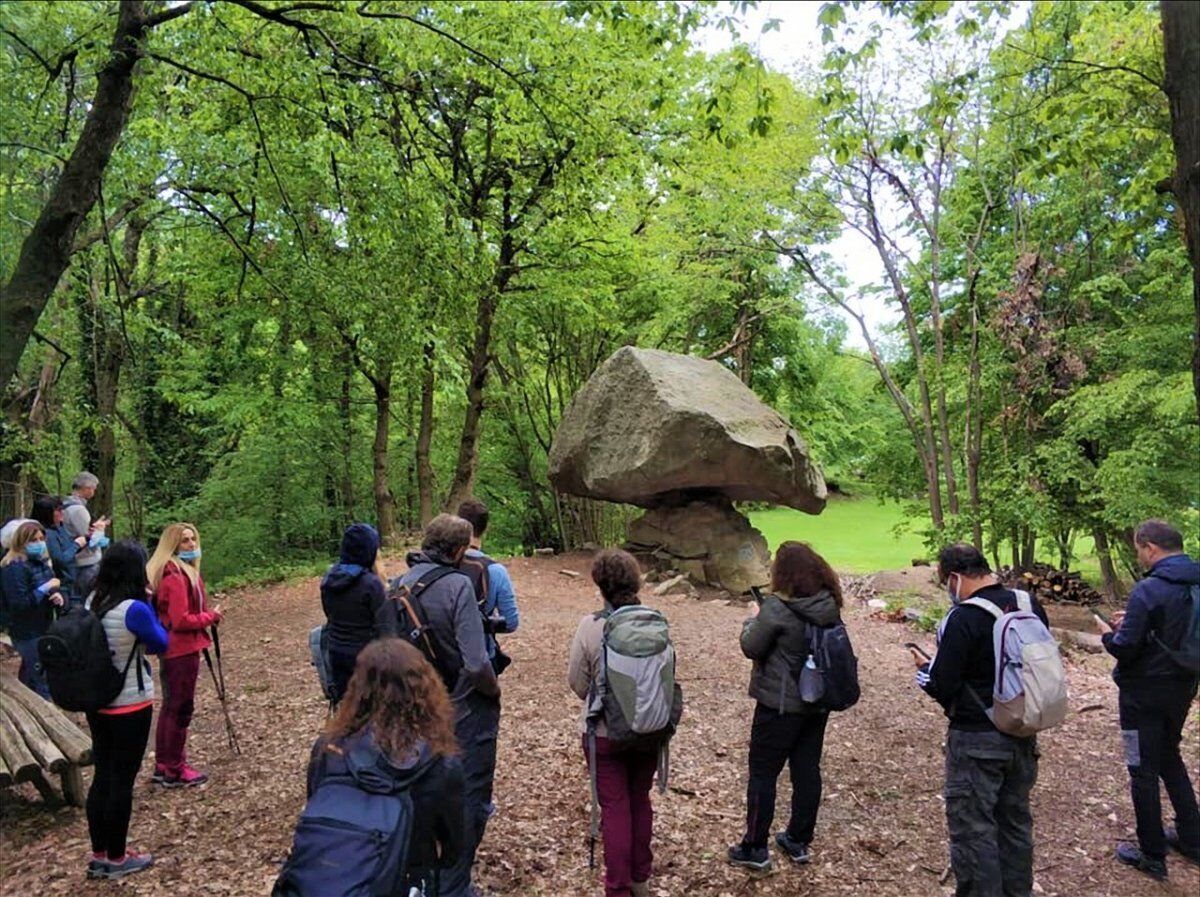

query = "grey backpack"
(963, 590), (1068, 737)
(584, 605), (683, 867)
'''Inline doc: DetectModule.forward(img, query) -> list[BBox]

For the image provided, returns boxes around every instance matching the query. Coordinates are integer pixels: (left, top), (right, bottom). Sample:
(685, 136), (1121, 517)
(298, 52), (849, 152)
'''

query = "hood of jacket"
(322, 562), (369, 592)
(406, 548), (459, 569)
(782, 589), (841, 627)
(62, 495), (86, 509)
(339, 729), (437, 795)
(1150, 554), (1200, 586)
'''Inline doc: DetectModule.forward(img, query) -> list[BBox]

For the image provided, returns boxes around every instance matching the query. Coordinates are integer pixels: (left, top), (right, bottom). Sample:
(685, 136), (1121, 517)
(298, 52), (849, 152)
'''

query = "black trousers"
(742, 703), (828, 848)
(944, 728), (1038, 897)
(1118, 677), (1200, 860)
(86, 706), (153, 859)
(441, 692), (500, 897)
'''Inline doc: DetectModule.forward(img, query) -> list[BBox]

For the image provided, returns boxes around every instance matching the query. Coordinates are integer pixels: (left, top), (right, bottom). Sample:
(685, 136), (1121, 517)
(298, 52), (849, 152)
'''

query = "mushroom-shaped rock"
(548, 347), (827, 512)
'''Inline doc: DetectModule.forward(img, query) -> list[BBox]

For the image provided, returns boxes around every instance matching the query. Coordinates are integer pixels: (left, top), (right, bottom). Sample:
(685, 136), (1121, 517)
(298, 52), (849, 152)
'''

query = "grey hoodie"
(740, 590), (841, 713)
(62, 495), (99, 568)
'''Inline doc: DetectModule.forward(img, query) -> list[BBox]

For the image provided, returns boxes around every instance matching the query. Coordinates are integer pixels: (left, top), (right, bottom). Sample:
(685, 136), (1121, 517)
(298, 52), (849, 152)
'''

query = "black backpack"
(796, 621), (861, 712)
(37, 605), (140, 712)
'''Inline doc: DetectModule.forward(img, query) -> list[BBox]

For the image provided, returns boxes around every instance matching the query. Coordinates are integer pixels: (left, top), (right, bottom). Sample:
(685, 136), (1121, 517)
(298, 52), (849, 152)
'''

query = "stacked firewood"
(997, 563), (1104, 607)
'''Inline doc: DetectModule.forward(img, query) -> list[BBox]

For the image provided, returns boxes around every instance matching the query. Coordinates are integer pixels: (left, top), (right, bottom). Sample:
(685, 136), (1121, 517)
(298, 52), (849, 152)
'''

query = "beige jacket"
(567, 611), (607, 736)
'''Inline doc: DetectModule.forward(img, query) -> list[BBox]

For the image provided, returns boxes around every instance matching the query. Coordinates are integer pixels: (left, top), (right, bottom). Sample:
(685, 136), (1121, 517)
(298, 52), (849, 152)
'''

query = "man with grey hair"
(1095, 519), (1200, 880)
(61, 471), (109, 601)
(391, 513), (499, 897)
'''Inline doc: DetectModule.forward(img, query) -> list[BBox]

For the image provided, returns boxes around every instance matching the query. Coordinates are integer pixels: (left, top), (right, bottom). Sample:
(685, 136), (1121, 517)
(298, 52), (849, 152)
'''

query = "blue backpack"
(1151, 579), (1200, 677)
(273, 747), (415, 897)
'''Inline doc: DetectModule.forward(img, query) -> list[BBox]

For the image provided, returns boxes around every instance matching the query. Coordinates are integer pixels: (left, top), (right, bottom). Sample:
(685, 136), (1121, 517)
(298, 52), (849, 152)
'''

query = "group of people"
(2, 474), (1197, 896)
(0, 472), (221, 879)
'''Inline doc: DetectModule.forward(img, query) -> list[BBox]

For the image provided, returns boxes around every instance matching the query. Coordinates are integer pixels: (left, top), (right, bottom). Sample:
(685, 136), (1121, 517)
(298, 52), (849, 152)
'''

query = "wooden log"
(0, 750), (11, 788)
(1051, 627), (1104, 654)
(59, 765), (84, 808)
(26, 768), (61, 807)
(0, 708), (40, 783)
(0, 676), (92, 765)
(1, 700), (68, 773)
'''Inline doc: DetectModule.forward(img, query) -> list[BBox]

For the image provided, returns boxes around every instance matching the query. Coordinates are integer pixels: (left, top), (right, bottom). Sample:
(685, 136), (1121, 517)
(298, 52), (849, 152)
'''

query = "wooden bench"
(0, 672), (93, 806)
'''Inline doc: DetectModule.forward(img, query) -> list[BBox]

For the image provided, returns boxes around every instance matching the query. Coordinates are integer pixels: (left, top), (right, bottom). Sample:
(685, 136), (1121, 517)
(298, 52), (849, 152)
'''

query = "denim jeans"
(944, 728), (1038, 897)
(13, 637), (50, 699)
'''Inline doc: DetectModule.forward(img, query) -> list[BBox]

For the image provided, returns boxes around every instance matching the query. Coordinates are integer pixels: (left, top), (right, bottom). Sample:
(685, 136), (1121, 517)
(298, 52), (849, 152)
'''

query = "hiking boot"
(162, 765), (208, 788)
(727, 843), (772, 872)
(1165, 825), (1200, 865)
(150, 768), (166, 786)
(96, 850), (154, 879)
(631, 882), (651, 897)
(1116, 842), (1167, 881)
(775, 832), (811, 864)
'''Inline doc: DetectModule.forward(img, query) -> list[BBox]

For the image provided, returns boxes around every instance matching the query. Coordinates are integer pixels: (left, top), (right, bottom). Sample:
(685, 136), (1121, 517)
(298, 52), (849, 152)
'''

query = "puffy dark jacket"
(740, 590), (840, 713)
(1103, 553), (1200, 686)
(305, 729), (464, 893)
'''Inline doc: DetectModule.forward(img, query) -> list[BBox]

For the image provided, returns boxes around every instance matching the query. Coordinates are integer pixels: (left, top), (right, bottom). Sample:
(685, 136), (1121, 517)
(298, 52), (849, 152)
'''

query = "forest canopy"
(1, 0), (1196, 590)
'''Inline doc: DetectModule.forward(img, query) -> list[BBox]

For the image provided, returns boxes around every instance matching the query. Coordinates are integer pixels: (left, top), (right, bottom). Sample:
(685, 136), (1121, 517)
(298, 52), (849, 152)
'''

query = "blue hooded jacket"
(320, 524), (391, 654)
(1103, 553), (1200, 685)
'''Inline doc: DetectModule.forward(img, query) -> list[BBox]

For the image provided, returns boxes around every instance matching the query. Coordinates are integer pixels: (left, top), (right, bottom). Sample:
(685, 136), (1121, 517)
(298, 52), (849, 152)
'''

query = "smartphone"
(749, 586), (764, 606)
(904, 641), (931, 660)
(1092, 610), (1113, 628)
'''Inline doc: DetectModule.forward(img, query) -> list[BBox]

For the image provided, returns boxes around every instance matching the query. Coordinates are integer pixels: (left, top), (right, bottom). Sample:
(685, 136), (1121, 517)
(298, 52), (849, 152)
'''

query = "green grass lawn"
(749, 496), (1114, 585)
(749, 495), (928, 574)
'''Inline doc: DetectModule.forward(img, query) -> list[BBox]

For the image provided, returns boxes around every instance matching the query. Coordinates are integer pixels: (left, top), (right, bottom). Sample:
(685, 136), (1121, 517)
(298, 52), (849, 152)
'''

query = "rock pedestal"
(627, 498), (771, 594)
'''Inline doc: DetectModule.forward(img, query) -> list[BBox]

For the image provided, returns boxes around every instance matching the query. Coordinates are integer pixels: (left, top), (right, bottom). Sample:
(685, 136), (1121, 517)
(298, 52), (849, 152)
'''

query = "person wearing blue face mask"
(0, 521), (66, 697)
(147, 523), (221, 787)
(30, 495), (89, 606)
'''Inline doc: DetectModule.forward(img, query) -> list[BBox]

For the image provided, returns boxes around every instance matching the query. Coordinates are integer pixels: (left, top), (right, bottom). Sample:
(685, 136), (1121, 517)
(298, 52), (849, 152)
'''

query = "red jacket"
(155, 562), (215, 659)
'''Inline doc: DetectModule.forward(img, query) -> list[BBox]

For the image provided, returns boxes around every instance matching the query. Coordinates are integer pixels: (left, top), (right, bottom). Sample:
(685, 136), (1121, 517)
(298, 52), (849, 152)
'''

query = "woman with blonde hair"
(274, 639), (465, 897)
(147, 522), (221, 787)
(0, 521), (66, 696)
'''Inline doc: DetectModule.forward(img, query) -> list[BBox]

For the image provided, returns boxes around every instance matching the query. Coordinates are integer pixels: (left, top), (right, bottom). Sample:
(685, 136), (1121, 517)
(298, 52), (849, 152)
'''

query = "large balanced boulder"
(548, 347), (827, 512)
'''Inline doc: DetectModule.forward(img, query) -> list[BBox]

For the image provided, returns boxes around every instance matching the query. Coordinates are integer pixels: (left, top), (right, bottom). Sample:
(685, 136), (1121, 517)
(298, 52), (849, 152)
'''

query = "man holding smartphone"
(62, 471), (109, 600)
(910, 543), (1049, 897)
(1094, 519), (1200, 881)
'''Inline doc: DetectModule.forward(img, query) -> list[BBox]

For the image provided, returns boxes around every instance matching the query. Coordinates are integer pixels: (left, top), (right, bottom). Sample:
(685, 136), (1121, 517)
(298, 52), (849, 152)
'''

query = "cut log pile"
(998, 563), (1104, 607)
(0, 671), (92, 805)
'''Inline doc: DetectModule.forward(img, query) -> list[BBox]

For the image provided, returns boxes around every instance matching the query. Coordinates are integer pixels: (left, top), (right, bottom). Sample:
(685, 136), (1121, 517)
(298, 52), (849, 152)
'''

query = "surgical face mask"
(179, 548), (201, 562)
(25, 541), (47, 558)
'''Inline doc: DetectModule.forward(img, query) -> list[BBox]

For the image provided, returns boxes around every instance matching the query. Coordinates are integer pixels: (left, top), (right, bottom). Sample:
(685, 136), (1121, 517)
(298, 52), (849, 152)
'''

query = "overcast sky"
(694, 1), (905, 350)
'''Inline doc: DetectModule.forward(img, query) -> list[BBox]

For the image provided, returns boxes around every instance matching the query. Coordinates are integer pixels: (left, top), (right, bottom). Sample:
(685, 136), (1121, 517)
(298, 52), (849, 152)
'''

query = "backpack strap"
(962, 596), (1004, 621)
(394, 566), (461, 679)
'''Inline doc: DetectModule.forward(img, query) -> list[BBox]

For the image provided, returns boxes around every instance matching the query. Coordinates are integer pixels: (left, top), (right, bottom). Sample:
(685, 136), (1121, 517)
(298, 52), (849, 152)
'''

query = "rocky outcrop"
(628, 498), (772, 594)
(548, 347), (826, 513)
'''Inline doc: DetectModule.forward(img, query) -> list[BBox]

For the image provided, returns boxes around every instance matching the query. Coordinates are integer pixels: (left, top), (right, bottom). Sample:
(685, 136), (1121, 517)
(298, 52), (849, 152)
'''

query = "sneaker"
(775, 832), (811, 864)
(86, 855), (111, 880)
(162, 765), (208, 788)
(97, 850), (154, 879)
(150, 769), (166, 786)
(1165, 825), (1200, 865)
(1116, 842), (1167, 881)
(727, 843), (773, 872)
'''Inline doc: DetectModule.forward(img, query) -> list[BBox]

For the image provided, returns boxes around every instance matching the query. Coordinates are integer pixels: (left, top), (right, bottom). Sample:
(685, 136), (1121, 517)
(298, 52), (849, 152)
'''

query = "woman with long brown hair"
(274, 639), (464, 897)
(728, 541), (845, 873)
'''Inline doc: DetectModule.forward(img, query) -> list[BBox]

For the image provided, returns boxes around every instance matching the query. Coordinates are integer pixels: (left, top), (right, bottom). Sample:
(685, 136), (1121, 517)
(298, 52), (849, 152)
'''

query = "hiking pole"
(203, 625), (242, 756)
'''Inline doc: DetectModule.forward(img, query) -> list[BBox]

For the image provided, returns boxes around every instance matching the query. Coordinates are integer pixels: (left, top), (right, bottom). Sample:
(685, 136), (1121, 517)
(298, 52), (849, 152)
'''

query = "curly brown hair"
(325, 639), (458, 761)
(770, 541), (843, 607)
(591, 548), (642, 608)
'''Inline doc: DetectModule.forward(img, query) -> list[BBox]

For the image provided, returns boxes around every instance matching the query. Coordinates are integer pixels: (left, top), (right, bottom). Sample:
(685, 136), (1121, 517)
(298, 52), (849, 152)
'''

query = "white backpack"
(963, 590), (1068, 737)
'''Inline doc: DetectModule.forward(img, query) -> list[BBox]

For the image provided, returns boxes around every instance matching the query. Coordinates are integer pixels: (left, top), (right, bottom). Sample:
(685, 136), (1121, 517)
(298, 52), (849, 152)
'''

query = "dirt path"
(2, 554), (1197, 896)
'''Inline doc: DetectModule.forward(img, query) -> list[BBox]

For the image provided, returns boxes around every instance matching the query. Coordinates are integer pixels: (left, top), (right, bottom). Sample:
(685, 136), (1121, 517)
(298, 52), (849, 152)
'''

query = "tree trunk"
(0, 1), (156, 388)
(445, 290), (497, 512)
(416, 339), (436, 526)
(338, 348), (355, 522)
(371, 359), (396, 543)
(1092, 527), (1124, 600)
(965, 304), (984, 550)
(1161, 1), (1200, 420)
